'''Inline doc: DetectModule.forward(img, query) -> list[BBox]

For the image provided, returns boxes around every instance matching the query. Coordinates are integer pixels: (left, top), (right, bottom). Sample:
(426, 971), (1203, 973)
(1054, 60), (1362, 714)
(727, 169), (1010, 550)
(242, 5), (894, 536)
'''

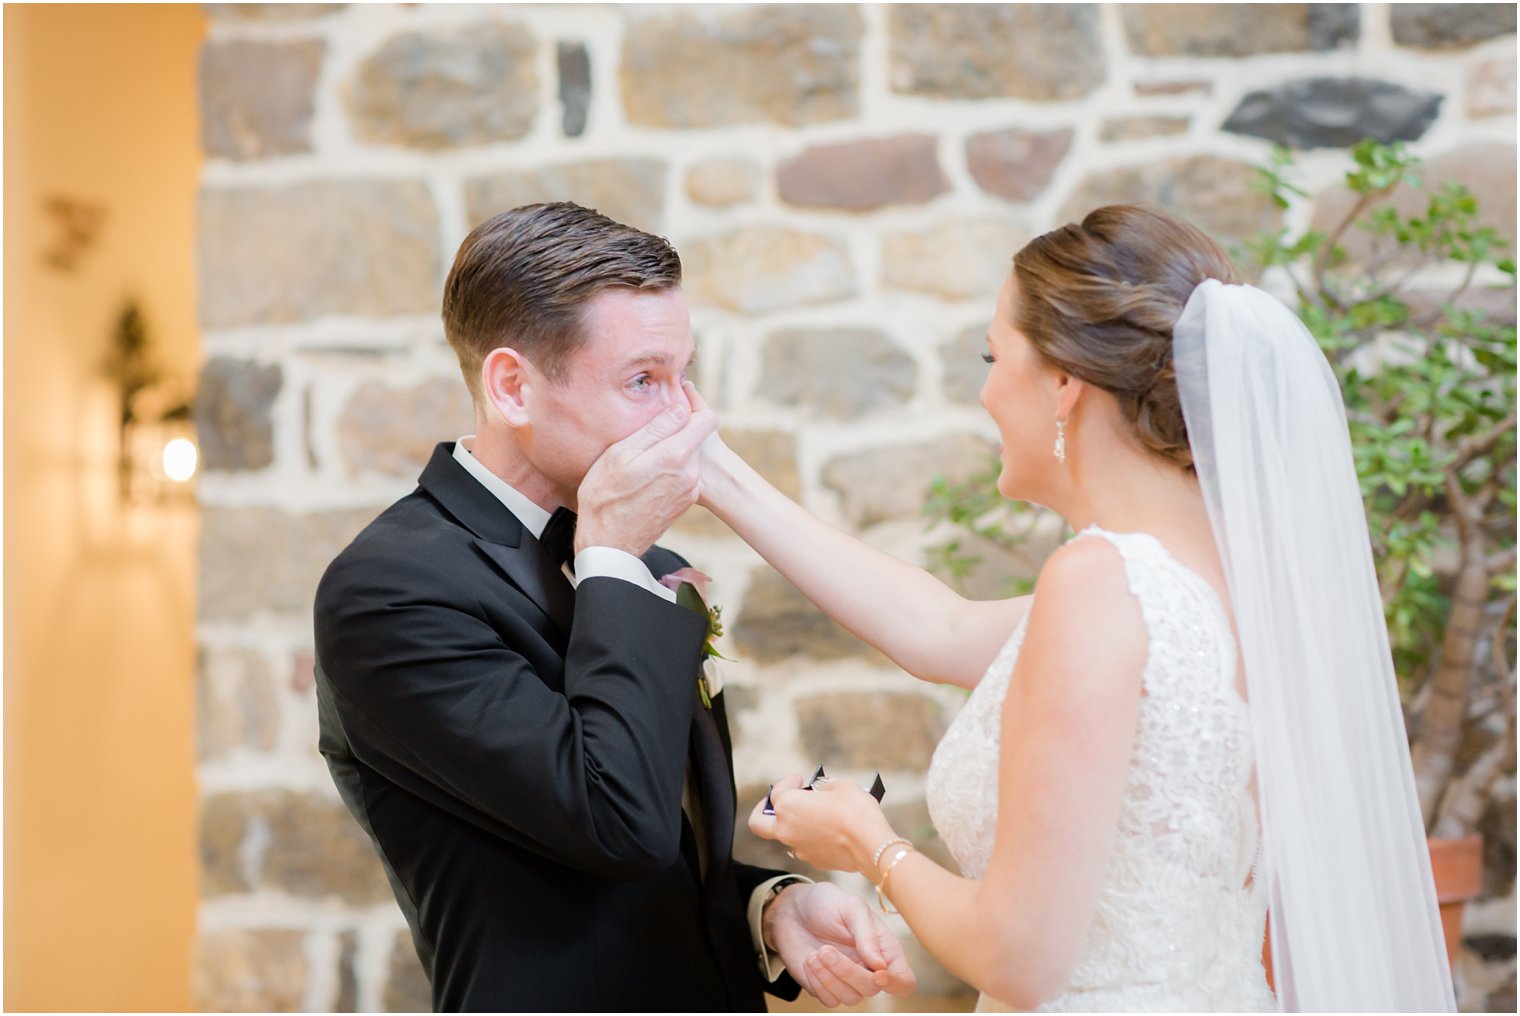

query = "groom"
(314, 203), (913, 1011)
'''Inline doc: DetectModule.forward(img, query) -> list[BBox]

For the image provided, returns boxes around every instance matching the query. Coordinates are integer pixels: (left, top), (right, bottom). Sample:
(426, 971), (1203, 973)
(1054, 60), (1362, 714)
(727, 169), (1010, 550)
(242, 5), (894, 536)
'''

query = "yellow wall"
(5, 5), (205, 1009)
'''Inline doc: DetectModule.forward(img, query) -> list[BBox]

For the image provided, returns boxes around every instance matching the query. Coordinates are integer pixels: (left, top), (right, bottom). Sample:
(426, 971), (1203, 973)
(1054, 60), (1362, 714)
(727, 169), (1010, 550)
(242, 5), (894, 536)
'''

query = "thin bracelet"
(873, 846), (915, 915)
(871, 836), (912, 872)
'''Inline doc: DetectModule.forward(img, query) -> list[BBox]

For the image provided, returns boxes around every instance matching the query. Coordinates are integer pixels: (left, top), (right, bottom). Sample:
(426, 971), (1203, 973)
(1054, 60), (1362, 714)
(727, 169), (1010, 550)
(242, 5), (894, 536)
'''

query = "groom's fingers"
(841, 896), (887, 970)
(812, 946), (875, 1004)
(682, 379), (713, 421)
(614, 399), (691, 456)
(873, 931), (918, 996)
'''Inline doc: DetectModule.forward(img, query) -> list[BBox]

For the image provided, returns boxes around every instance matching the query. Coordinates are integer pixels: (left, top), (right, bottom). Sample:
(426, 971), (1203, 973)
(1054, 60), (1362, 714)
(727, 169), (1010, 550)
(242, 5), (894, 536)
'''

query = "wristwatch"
(765, 875), (808, 905)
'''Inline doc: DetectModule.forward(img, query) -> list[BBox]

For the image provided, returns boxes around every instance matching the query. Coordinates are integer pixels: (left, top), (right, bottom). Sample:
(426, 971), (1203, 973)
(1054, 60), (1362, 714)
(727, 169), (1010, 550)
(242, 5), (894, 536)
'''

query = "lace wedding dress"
(926, 527), (1278, 1012)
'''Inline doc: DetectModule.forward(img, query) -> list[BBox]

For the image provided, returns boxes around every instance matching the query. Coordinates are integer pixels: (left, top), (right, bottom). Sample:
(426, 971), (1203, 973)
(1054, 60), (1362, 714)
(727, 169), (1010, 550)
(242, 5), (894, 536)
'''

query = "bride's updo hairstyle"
(1010, 205), (1237, 472)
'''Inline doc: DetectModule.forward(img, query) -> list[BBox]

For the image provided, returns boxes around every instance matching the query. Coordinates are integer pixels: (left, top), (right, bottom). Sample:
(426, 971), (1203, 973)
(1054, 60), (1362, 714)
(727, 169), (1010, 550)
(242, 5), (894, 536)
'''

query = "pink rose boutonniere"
(659, 567), (732, 707)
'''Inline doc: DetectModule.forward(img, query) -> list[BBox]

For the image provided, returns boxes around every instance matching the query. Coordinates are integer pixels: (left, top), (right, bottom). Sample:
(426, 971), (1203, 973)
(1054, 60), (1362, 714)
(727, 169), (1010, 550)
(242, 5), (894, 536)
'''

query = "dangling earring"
(1054, 418), (1067, 464)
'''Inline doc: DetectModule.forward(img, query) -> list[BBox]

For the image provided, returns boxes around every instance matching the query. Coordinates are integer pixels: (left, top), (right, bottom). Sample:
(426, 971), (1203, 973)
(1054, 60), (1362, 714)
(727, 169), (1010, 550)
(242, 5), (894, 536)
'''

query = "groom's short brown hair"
(442, 202), (682, 406)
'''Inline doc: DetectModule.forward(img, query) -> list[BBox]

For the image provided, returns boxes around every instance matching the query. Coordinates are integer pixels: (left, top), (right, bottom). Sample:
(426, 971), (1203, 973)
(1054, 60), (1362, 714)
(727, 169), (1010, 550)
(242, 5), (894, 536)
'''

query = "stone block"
(672, 430), (800, 539)
(731, 569), (882, 665)
(685, 157), (760, 208)
(291, 648), (316, 693)
(200, 790), (394, 904)
(621, 5), (861, 128)
(1222, 77), (1441, 149)
(778, 135), (948, 212)
(730, 430), (803, 500)
(889, 5), (1103, 101)
(1121, 4), (1358, 56)
(346, 22), (537, 149)
(822, 434), (996, 528)
(196, 646), (279, 762)
(557, 41), (591, 138)
(336, 929), (359, 1013)
(1391, 4), (1516, 49)
(935, 526), (1061, 603)
(796, 692), (945, 771)
(966, 127), (1073, 203)
(759, 328), (917, 419)
(682, 227), (856, 315)
(1468, 48), (1517, 118)
(208, 4), (343, 20)
(1057, 155), (1282, 251)
(385, 931), (433, 1012)
(1310, 142), (1518, 258)
(201, 38), (324, 160)
(881, 796), (960, 874)
(941, 324), (990, 406)
(1100, 115), (1191, 142)
(192, 928), (308, 1012)
(199, 506), (383, 621)
(882, 220), (1029, 303)
(198, 180), (440, 328)
(464, 158), (667, 235)
(1133, 79), (1214, 96)
(196, 357), (281, 472)
(337, 376), (474, 479)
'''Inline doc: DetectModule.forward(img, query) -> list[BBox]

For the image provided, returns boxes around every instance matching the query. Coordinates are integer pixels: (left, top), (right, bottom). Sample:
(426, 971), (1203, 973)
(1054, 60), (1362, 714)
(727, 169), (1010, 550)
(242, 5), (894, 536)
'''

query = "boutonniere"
(659, 567), (731, 707)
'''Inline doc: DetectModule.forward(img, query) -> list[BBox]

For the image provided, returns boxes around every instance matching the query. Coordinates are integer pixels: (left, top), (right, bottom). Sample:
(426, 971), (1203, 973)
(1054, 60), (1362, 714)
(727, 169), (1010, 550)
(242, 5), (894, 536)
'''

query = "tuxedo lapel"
(417, 443), (575, 639)
(689, 686), (735, 897)
(472, 538), (576, 639)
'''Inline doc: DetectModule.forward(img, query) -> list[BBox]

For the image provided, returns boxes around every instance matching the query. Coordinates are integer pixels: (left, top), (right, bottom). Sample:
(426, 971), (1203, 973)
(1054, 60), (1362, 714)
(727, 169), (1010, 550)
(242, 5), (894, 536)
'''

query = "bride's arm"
(700, 428), (1029, 689)
(762, 538), (1146, 1006)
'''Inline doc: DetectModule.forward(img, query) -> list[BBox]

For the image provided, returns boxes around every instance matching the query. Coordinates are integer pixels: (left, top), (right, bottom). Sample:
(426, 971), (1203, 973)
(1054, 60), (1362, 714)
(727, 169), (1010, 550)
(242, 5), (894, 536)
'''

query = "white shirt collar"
(452, 437), (553, 539)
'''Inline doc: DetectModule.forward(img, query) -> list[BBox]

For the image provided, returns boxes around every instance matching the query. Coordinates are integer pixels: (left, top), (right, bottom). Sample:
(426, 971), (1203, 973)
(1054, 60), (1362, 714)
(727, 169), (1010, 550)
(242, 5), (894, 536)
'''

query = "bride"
(694, 206), (1455, 1011)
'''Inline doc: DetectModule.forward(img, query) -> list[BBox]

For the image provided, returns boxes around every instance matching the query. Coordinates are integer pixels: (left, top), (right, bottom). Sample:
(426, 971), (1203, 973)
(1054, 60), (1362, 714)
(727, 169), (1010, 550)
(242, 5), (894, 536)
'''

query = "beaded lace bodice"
(924, 528), (1276, 1012)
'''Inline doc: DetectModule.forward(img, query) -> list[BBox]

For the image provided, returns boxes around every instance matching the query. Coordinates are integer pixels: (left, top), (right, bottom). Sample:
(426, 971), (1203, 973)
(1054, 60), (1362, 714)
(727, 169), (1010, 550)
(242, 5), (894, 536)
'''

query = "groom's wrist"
(760, 876), (808, 948)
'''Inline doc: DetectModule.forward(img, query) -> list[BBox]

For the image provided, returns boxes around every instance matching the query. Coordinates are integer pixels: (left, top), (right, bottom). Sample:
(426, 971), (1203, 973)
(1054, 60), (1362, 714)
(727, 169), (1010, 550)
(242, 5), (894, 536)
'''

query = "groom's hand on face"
(575, 394), (717, 557)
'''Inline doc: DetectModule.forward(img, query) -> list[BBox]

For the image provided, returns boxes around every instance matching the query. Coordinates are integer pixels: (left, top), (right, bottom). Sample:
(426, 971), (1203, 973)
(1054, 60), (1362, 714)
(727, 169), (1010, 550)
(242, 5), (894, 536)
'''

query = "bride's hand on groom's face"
(679, 381), (734, 510)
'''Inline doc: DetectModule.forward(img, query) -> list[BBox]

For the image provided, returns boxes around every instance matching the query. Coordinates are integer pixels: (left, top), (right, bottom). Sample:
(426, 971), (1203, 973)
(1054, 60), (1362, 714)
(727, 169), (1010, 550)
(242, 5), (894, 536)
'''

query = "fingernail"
(667, 402), (687, 418)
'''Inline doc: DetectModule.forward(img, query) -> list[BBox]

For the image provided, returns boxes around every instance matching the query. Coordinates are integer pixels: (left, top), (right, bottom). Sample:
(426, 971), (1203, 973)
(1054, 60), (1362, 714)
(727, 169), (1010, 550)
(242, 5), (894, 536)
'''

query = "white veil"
(1174, 280), (1456, 1012)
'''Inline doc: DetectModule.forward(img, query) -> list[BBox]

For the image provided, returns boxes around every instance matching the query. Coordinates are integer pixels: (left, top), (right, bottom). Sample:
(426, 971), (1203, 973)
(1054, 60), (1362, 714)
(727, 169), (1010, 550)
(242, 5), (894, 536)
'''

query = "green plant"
(926, 141), (1517, 839)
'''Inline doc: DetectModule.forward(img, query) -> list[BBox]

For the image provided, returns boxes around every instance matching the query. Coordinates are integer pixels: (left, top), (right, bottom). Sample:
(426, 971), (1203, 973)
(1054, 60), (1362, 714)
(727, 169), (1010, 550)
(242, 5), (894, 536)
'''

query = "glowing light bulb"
(162, 438), (198, 482)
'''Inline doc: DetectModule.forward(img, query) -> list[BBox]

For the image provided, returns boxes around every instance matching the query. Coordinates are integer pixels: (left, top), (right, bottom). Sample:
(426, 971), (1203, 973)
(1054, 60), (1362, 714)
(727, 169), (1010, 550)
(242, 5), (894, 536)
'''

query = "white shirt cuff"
(573, 547), (676, 603)
(748, 875), (814, 982)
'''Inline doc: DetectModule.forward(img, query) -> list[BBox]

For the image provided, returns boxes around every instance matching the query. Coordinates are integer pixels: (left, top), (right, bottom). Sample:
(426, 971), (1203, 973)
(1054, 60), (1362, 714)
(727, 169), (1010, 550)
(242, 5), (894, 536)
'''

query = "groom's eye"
(628, 373), (653, 391)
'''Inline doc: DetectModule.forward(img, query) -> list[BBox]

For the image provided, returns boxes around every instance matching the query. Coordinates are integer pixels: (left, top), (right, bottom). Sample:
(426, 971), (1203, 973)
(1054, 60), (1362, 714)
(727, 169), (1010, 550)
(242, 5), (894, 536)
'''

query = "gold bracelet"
(871, 836), (912, 872)
(873, 845), (915, 915)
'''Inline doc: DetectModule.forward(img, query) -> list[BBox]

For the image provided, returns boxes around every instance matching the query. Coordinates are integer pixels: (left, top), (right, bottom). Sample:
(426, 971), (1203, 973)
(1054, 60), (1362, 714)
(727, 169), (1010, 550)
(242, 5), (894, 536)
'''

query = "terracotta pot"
(1428, 833), (1484, 964)
(1261, 834), (1484, 989)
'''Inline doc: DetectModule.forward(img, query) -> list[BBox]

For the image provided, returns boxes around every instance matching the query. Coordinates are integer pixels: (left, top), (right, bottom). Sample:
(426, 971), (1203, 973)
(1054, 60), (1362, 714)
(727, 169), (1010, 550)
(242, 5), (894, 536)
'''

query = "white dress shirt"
(451, 438), (799, 981)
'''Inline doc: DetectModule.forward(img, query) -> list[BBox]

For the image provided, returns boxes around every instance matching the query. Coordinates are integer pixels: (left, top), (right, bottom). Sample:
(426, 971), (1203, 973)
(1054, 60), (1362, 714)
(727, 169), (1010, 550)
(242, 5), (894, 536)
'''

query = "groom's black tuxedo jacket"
(314, 443), (797, 1012)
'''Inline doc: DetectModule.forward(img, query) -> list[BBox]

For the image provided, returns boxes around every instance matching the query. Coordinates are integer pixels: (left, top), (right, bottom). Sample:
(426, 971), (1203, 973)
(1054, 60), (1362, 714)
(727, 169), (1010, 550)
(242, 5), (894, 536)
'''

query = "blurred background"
(4, 3), (1515, 1012)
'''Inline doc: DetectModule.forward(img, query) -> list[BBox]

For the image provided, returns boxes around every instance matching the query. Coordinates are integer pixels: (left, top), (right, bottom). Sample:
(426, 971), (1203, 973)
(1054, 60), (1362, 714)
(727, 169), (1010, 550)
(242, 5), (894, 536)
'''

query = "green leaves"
(1241, 141), (1516, 690)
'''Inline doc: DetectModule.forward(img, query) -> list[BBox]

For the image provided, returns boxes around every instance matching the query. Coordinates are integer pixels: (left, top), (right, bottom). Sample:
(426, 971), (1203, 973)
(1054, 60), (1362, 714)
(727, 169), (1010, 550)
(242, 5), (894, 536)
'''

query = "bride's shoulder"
(1015, 532), (1147, 709)
(1038, 530), (1131, 593)
(1026, 534), (1144, 649)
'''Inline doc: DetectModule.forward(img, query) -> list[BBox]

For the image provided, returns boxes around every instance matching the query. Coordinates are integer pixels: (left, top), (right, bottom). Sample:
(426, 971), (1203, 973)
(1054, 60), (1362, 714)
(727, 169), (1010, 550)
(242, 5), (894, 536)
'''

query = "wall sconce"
(108, 299), (197, 504)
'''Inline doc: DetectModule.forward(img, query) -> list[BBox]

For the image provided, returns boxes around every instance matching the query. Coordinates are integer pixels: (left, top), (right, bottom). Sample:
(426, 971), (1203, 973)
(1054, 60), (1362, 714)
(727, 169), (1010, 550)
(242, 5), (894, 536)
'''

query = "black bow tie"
(539, 507), (578, 571)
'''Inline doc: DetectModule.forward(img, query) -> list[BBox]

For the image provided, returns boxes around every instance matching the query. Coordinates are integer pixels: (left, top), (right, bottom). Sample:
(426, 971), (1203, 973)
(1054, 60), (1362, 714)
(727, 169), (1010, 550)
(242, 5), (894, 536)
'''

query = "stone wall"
(192, 4), (1516, 1011)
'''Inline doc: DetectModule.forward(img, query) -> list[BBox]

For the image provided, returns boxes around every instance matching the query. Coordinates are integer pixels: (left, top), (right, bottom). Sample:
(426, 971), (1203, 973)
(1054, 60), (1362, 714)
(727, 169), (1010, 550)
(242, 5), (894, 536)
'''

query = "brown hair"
(442, 202), (682, 405)
(1010, 205), (1238, 472)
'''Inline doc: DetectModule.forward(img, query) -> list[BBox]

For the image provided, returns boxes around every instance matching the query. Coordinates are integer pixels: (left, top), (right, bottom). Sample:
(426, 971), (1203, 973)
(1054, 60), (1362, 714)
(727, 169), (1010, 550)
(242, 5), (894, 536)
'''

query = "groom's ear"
(482, 347), (534, 428)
